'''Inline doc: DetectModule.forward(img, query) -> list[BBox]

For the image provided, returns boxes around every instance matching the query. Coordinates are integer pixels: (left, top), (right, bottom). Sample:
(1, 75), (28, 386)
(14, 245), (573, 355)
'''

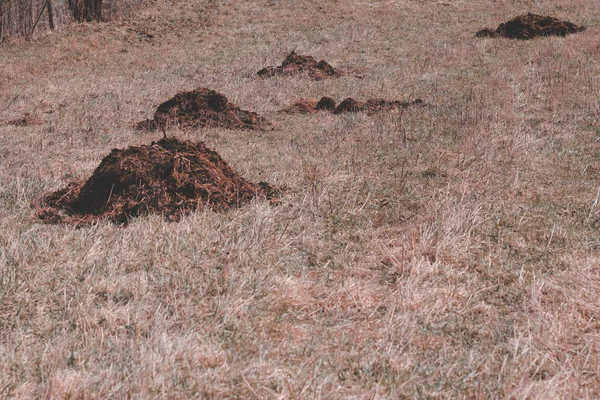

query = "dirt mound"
(37, 138), (279, 224)
(333, 98), (362, 114)
(316, 97), (336, 111)
(476, 13), (585, 39)
(257, 51), (340, 81)
(136, 88), (270, 131)
(280, 97), (337, 114)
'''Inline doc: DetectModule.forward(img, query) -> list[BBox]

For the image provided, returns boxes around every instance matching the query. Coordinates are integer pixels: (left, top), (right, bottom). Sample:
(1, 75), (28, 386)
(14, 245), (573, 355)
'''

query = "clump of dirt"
(6, 113), (43, 126)
(333, 98), (362, 114)
(316, 97), (336, 111)
(37, 137), (279, 225)
(136, 87), (271, 131)
(476, 13), (585, 40)
(258, 51), (341, 81)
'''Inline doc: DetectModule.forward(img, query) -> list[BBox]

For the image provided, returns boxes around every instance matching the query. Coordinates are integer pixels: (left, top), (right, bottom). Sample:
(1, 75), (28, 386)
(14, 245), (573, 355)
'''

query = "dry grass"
(2, 0), (600, 398)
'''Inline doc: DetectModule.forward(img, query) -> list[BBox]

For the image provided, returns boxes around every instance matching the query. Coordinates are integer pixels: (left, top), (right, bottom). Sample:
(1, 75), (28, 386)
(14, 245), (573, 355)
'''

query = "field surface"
(2, 0), (600, 398)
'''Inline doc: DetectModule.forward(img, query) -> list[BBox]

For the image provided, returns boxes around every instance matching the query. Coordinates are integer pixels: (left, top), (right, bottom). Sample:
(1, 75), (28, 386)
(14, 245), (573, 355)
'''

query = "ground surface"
(1, 0), (600, 398)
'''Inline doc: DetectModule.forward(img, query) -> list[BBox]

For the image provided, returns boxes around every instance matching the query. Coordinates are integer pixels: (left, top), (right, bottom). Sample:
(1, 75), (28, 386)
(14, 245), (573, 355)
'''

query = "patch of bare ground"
(2, 0), (600, 398)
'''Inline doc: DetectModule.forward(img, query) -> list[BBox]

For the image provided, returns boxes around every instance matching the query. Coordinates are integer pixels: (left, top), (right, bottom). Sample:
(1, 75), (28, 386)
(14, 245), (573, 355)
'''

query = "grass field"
(2, 0), (600, 398)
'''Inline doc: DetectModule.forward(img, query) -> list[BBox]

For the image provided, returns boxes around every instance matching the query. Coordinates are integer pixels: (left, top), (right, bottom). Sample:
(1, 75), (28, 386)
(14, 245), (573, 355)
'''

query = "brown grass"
(1, 0), (600, 398)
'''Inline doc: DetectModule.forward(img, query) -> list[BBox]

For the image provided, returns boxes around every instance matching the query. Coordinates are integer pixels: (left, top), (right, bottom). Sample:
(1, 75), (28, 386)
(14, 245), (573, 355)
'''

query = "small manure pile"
(258, 51), (340, 81)
(37, 138), (278, 224)
(280, 97), (424, 115)
(136, 87), (270, 131)
(476, 13), (585, 39)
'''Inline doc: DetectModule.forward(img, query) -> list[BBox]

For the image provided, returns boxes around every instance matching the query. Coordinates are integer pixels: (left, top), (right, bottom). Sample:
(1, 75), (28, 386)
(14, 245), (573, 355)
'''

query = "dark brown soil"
(136, 87), (270, 131)
(316, 97), (336, 111)
(257, 51), (341, 81)
(333, 98), (363, 114)
(476, 13), (585, 40)
(37, 137), (279, 224)
(280, 97), (424, 115)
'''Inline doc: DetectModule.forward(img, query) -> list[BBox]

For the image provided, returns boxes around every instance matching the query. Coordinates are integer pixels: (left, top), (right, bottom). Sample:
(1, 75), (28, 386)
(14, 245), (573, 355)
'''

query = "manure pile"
(258, 51), (341, 81)
(281, 97), (424, 115)
(38, 138), (278, 224)
(476, 13), (585, 39)
(137, 88), (270, 131)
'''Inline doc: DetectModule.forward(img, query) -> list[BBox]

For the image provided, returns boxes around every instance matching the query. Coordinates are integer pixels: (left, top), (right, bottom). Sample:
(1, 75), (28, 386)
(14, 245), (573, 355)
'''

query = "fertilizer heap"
(136, 87), (271, 131)
(38, 138), (278, 224)
(258, 51), (341, 81)
(476, 13), (585, 39)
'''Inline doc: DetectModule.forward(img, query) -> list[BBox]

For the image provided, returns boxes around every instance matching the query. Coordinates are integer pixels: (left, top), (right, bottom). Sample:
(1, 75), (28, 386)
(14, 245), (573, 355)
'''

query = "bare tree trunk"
(47, 0), (56, 30)
(86, 0), (102, 21)
(0, 4), (4, 42)
(69, 0), (102, 22)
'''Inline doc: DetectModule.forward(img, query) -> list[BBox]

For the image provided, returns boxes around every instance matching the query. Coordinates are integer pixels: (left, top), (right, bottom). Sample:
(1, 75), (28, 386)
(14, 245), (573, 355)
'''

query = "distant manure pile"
(258, 51), (341, 80)
(137, 87), (271, 131)
(476, 13), (585, 39)
(281, 97), (424, 115)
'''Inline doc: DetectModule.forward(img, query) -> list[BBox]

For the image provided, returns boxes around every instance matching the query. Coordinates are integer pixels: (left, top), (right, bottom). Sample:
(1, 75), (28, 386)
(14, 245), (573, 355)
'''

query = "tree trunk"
(86, 0), (102, 21)
(69, 0), (102, 22)
(47, 0), (56, 30)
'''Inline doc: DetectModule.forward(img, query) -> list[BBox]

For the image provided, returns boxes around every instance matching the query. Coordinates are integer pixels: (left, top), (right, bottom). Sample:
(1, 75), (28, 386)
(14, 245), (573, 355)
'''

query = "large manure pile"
(37, 138), (278, 224)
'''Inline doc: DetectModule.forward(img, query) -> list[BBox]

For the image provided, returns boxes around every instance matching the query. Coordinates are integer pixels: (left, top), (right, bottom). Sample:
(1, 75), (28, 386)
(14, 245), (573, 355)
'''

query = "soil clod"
(476, 13), (585, 40)
(315, 97), (337, 111)
(136, 87), (270, 131)
(258, 51), (341, 81)
(37, 137), (279, 224)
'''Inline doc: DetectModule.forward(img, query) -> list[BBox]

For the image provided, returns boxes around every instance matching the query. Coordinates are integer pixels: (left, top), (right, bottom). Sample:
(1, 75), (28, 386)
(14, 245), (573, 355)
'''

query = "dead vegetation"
(1, 0), (600, 398)
(5, 112), (43, 126)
